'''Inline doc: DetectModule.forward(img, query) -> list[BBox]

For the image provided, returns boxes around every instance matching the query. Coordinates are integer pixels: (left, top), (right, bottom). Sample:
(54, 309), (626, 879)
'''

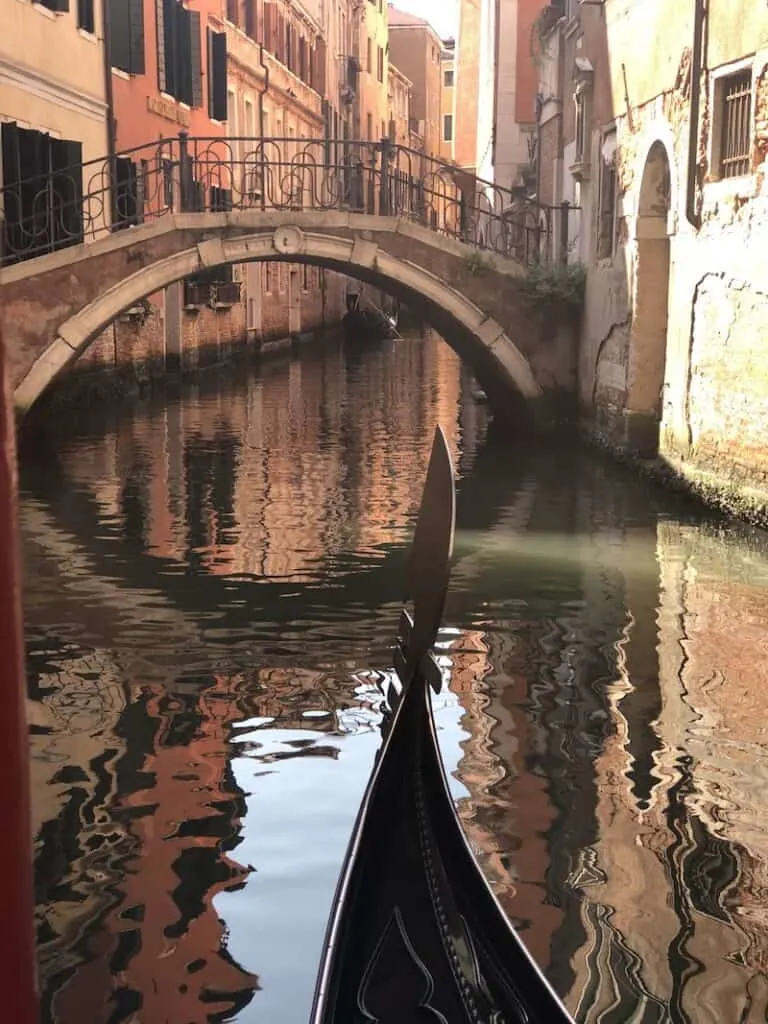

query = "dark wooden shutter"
(315, 37), (326, 96)
(178, 4), (193, 105)
(1, 123), (22, 263)
(189, 10), (202, 108)
(244, 0), (256, 39)
(108, 0), (130, 73)
(77, 0), (94, 34)
(156, 0), (168, 92)
(208, 30), (227, 121)
(263, 2), (274, 53)
(128, 0), (145, 74)
(51, 138), (83, 250)
(114, 157), (139, 228)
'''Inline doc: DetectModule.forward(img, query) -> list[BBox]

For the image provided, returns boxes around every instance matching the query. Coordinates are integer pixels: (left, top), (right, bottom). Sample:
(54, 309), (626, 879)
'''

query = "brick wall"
(69, 264), (347, 381)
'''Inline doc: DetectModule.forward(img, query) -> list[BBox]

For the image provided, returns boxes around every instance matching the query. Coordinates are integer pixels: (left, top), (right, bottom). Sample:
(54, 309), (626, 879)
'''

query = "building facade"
(0, 0), (110, 261)
(493, 0), (545, 193)
(388, 61), (414, 147)
(454, 0), (495, 181)
(439, 38), (455, 163)
(388, 5), (443, 160)
(536, 0), (768, 509)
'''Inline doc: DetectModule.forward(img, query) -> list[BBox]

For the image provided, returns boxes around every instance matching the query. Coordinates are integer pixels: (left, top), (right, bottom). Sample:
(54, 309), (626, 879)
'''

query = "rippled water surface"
(20, 329), (768, 1022)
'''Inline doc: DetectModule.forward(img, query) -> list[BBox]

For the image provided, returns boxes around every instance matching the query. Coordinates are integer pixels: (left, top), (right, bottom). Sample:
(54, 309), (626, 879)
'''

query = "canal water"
(19, 328), (768, 1023)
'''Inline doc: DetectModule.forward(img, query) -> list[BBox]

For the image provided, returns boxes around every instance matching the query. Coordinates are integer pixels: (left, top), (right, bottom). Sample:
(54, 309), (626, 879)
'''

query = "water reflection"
(20, 330), (768, 1022)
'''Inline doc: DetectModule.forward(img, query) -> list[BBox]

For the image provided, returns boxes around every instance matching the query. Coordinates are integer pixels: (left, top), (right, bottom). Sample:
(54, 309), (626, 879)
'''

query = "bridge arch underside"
(14, 229), (543, 426)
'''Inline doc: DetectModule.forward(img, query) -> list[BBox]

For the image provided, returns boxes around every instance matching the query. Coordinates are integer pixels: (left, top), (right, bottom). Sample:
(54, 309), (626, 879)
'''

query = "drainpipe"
(101, 0), (118, 224)
(685, 0), (706, 229)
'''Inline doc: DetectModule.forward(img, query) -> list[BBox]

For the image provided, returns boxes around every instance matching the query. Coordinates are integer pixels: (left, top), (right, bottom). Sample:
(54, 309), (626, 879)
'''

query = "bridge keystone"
(350, 238), (379, 270)
(197, 239), (228, 268)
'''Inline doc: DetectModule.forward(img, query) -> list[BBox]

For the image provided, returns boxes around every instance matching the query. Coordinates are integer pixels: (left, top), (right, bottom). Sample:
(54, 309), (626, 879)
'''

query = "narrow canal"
(19, 328), (768, 1023)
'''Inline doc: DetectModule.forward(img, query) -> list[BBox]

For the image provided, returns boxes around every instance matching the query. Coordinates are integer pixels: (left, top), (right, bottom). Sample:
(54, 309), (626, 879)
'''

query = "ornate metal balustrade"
(0, 133), (575, 268)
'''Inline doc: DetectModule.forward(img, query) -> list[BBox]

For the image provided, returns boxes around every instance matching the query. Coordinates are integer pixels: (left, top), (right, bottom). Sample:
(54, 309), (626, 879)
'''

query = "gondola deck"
(311, 427), (574, 1023)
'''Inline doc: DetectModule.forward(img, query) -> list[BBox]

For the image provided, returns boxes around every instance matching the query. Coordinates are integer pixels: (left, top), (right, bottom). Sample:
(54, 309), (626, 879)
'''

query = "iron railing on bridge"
(0, 133), (576, 268)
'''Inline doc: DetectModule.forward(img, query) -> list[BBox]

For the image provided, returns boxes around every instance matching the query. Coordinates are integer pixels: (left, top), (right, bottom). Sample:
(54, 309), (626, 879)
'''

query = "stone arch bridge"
(0, 136), (577, 423)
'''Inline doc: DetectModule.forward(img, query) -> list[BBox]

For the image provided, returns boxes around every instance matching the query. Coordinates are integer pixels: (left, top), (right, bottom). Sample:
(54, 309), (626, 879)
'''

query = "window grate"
(720, 70), (752, 179)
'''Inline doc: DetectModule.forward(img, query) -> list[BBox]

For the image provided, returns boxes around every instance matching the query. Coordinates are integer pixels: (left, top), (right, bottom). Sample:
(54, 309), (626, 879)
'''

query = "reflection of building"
(36, 676), (258, 1023)
(447, 627), (564, 970)
(68, 332), (464, 582)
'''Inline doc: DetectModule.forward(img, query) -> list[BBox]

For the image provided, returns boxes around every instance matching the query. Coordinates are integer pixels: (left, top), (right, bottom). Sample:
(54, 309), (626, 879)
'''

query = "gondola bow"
(311, 426), (574, 1024)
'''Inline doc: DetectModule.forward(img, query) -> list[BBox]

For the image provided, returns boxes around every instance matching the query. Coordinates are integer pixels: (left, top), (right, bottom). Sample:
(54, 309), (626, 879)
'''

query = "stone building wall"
(550, 0), (768, 514)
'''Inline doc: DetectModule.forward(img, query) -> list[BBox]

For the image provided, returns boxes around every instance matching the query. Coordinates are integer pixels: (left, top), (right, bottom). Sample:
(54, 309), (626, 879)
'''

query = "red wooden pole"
(0, 325), (38, 1023)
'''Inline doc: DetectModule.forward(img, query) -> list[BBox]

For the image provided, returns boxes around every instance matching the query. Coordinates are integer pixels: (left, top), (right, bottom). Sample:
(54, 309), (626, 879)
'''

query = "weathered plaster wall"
(574, 0), (768, 513)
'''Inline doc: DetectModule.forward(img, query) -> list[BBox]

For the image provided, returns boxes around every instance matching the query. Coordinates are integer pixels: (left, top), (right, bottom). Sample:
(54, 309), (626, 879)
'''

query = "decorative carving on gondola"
(357, 908), (448, 1022)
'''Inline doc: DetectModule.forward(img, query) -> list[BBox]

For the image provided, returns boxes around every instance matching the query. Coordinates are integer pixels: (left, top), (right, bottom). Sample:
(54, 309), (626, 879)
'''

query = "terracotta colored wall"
(111, 0), (226, 154)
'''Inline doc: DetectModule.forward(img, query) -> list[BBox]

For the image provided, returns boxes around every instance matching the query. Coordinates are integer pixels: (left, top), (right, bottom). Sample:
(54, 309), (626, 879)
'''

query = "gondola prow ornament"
(311, 426), (574, 1024)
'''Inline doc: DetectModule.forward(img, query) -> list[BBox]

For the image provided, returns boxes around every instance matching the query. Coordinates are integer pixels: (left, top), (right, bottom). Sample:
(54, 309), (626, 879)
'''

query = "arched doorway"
(626, 141), (672, 455)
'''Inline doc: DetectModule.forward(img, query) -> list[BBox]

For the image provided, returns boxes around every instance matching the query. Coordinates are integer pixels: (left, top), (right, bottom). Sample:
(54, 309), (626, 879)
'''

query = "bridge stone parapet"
(0, 210), (578, 425)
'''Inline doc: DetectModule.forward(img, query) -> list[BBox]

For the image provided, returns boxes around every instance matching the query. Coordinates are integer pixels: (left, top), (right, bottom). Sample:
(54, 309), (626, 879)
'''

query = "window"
(302, 263), (309, 290)
(377, 45), (384, 82)
(367, 37), (372, 74)
(244, 0), (256, 38)
(1, 122), (83, 265)
(574, 85), (590, 166)
(208, 29), (228, 121)
(443, 113), (453, 142)
(443, 68), (453, 88)
(596, 131), (617, 259)
(717, 69), (752, 179)
(78, 0), (95, 33)
(367, 112), (373, 140)
(225, 0), (237, 24)
(265, 263), (272, 293)
(109, 0), (145, 75)
(157, 0), (202, 107)
(36, 0), (68, 13)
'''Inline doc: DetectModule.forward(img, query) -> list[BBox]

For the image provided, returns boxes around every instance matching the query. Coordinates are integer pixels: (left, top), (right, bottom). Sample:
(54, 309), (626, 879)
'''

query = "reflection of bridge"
(0, 136), (578, 421)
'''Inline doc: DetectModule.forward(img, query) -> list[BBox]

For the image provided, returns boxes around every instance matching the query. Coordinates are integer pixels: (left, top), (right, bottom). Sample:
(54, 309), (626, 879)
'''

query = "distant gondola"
(342, 292), (399, 342)
(311, 427), (574, 1024)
